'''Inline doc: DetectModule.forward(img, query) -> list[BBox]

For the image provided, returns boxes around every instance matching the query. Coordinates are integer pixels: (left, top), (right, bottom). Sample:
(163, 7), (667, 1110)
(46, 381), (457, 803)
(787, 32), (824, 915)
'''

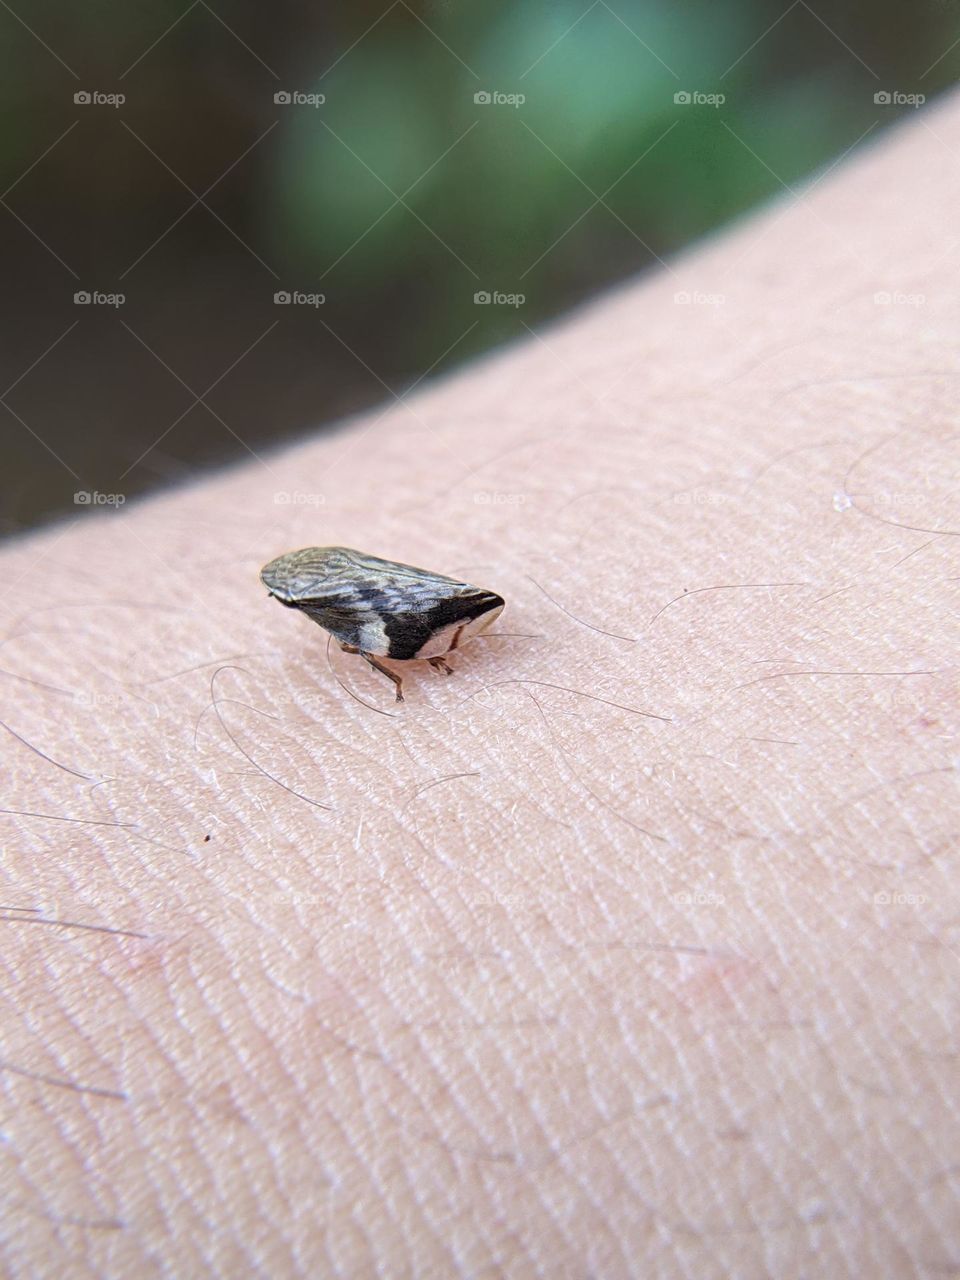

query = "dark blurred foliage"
(1, 0), (958, 531)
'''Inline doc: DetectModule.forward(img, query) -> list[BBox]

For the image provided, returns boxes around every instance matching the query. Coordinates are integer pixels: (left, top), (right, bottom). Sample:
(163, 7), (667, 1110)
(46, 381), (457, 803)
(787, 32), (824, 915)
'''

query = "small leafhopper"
(261, 546), (504, 701)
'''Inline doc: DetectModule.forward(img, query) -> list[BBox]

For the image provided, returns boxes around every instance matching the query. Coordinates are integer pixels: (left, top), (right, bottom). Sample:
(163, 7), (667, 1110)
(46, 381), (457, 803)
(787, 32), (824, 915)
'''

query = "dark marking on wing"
(384, 592), (504, 659)
(300, 601), (366, 650)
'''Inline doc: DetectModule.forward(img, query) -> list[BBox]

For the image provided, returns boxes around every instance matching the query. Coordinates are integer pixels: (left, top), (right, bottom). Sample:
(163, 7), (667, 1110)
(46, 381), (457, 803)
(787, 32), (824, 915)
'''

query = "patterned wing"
(261, 546), (502, 658)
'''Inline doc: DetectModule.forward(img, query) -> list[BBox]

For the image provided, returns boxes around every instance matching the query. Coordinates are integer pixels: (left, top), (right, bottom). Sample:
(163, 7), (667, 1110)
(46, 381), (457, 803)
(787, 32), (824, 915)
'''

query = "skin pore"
(1, 96), (959, 1278)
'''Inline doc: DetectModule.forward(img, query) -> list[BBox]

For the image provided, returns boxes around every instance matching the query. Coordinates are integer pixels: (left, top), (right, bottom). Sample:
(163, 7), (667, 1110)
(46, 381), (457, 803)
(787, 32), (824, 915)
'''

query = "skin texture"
(2, 95), (960, 1279)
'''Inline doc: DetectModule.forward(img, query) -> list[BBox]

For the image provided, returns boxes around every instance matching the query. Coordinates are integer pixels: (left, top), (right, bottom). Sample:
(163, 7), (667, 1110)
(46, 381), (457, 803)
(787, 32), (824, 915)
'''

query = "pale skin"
(2, 98), (959, 1279)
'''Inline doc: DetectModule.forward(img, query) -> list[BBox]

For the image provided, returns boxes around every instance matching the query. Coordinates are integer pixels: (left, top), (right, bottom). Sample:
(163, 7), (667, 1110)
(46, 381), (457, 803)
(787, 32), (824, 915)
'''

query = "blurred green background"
(2, 0), (957, 532)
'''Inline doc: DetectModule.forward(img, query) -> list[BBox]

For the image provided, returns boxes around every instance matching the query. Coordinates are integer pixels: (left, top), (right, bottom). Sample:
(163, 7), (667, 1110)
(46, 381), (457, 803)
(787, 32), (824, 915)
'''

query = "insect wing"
(261, 546), (503, 660)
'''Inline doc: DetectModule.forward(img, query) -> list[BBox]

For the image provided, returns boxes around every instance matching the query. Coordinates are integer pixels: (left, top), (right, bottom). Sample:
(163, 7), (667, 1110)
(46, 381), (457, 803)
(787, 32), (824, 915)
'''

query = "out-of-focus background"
(2, 0), (956, 533)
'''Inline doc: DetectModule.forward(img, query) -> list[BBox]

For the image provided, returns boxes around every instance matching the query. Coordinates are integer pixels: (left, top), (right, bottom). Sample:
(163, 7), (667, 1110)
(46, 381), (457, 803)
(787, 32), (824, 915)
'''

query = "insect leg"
(428, 656), (454, 675)
(360, 651), (405, 702)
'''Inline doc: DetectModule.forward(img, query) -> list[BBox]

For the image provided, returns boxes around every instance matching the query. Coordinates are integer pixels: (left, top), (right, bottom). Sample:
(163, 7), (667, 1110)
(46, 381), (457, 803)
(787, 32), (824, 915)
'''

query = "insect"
(260, 546), (505, 702)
